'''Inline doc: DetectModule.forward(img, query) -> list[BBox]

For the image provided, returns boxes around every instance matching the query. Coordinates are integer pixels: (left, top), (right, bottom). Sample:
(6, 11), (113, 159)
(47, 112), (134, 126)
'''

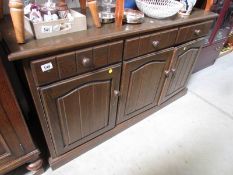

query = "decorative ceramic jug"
(179, 0), (197, 16)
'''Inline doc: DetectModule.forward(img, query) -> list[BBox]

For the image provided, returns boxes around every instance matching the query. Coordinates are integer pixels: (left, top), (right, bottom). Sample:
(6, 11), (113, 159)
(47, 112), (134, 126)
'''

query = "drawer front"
(176, 20), (213, 44)
(31, 41), (123, 86)
(31, 57), (60, 86)
(124, 28), (178, 60)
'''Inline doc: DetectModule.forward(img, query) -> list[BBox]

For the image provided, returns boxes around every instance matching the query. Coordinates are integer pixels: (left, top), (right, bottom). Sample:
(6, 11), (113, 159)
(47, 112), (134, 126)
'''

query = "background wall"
(3, 0), (80, 14)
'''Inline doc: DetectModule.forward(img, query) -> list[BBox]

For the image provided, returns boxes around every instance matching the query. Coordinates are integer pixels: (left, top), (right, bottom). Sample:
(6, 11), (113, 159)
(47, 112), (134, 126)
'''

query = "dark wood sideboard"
(0, 9), (218, 170)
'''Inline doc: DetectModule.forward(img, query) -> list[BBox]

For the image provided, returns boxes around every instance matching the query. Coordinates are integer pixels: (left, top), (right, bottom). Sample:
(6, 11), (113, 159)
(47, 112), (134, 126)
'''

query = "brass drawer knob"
(152, 40), (160, 48)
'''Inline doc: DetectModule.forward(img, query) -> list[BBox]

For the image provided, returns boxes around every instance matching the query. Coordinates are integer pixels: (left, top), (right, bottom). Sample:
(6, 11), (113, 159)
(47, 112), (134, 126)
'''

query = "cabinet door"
(0, 104), (24, 166)
(0, 58), (35, 168)
(117, 49), (174, 124)
(39, 65), (121, 156)
(159, 39), (204, 104)
(193, 40), (225, 73)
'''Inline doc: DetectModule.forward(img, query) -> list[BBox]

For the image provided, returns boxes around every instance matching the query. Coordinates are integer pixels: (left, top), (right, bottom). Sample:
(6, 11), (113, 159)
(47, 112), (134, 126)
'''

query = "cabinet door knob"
(171, 68), (176, 76)
(194, 29), (201, 35)
(114, 90), (120, 97)
(164, 70), (170, 77)
(152, 40), (159, 48)
(82, 57), (92, 67)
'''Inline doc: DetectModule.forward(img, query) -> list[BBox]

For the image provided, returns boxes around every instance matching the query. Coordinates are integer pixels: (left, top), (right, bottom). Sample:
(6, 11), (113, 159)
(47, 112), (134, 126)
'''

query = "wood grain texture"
(141, 28), (178, 56)
(30, 41), (123, 86)
(1, 150), (40, 175)
(159, 38), (204, 104)
(193, 40), (225, 73)
(16, 9), (214, 171)
(0, 9), (217, 61)
(57, 52), (77, 79)
(0, 133), (12, 162)
(31, 57), (60, 86)
(176, 20), (213, 44)
(49, 89), (188, 170)
(124, 37), (140, 60)
(0, 0), (3, 19)
(124, 28), (178, 60)
(57, 81), (110, 145)
(39, 64), (121, 156)
(0, 51), (40, 174)
(117, 48), (173, 124)
(9, 0), (25, 43)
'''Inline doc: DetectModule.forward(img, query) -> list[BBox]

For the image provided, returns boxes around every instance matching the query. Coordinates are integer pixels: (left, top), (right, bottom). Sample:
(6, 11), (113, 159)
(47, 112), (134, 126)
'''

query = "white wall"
(4, 0), (80, 14)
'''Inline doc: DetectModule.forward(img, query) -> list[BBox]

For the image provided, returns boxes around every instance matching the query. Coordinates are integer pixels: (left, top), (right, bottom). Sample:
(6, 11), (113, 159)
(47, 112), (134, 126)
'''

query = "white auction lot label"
(41, 62), (53, 72)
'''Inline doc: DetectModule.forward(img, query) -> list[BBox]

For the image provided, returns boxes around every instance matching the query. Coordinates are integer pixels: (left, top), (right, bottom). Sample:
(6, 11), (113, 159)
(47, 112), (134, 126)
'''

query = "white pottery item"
(179, 0), (197, 16)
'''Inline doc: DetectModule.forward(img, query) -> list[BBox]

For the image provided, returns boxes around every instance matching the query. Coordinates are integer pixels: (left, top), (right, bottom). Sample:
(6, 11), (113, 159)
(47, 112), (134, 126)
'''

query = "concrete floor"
(39, 53), (233, 175)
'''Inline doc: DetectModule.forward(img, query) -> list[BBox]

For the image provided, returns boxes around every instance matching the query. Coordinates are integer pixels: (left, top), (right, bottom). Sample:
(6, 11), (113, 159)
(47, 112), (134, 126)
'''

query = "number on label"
(41, 63), (53, 72)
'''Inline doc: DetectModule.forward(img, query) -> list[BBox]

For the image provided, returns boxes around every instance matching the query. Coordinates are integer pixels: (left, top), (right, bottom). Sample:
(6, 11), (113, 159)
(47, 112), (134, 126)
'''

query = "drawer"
(31, 57), (60, 86)
(124, 28), (178, 60)
(31, 40), (123, 86)
(176, 20), (213, 44)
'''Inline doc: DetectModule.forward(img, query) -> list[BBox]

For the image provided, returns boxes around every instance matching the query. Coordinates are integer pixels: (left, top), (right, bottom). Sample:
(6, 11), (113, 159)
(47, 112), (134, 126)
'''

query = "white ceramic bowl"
(135, 0), (184, 19)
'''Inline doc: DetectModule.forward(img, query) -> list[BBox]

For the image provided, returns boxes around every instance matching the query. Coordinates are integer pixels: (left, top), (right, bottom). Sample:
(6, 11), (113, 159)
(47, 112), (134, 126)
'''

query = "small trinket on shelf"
(44, 11), (59, 21)
(99, 0), (115, 24)
(24, 3), (32, 15)
(124, 9), (144, 24)
(88, 0), (101, 28)
(179, 0), (197, 16)
(56, 1), (69, 19)
(115, 0), (124, 27)
(40, 0), (57, 18)
(29, 4), (43, 23)
(44, 0), (56, 11)
(9, 0), (25, 43)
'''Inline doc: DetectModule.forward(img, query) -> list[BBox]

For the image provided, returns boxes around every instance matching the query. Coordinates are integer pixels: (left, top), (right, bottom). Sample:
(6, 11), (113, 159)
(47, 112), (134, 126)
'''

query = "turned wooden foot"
(26, 159), (44, 175)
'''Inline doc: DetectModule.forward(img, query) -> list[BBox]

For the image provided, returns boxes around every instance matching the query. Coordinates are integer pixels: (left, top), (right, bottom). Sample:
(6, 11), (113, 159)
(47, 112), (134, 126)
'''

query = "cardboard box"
(25, 9), (87, 39)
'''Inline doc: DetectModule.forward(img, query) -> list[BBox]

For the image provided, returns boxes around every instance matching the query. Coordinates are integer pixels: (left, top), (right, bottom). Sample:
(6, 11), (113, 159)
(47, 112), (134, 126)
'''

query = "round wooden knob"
(82, 57), (92, 67)
(114, 90), (120, 97)
(194, 29), (201, 35)
(171, 68), (176, 76)
(152, 40), (159, 48)
(164, 70), (170, 77)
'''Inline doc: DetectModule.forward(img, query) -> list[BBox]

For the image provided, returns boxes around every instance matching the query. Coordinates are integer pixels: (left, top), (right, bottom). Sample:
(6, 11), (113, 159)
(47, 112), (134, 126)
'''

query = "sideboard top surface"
(0, 8), (217, 61)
